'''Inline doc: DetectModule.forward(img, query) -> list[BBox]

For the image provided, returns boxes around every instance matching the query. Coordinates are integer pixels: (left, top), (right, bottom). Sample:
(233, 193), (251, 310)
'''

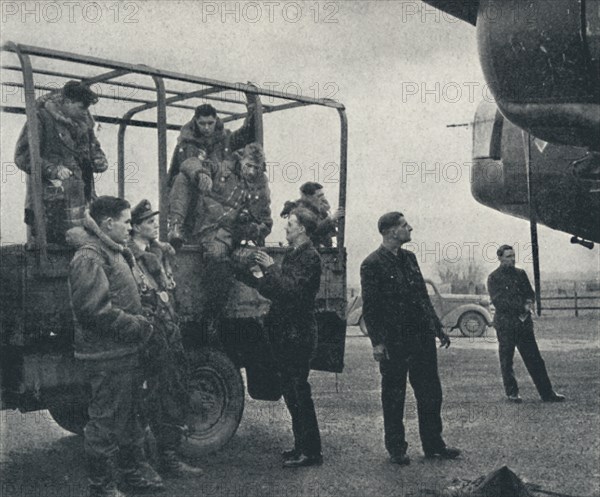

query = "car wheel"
(358, 315), (369, 336)
(458, 311), (487, 337)
(182, 347), (245, 457)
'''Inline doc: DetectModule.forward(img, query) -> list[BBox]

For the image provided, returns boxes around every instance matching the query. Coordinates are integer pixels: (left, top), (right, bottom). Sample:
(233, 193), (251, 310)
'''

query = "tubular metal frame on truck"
(1, 41), (348, 264)
(0, 42), (348, 454)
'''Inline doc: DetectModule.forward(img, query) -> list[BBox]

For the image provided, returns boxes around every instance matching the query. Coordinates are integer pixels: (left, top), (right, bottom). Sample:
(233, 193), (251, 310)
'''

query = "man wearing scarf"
(68, 196), (163, 497)
(128, 199), (203, 478)
(15, 81), (108, 244)
(166, 101), (256, 248)
(185, 142), (272, 338)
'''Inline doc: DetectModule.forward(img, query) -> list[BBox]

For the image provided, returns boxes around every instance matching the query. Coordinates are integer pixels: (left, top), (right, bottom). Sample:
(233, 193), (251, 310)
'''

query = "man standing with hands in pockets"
(487, 244), (565, 404)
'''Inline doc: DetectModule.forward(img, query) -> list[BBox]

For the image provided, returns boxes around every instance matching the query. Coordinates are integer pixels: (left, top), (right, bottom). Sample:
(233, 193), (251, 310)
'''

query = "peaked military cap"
(131, 199), (159, 225)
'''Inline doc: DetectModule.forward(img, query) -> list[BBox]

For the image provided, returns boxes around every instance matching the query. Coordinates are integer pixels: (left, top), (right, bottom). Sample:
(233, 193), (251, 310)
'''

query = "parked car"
(347, 279), (493, 337)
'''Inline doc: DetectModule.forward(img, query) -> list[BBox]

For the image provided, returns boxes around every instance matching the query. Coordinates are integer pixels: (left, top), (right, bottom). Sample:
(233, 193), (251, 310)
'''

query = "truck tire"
(458, 311), (487, 337)
(48, 400), (89, 435)
(182, 347), (244, 457)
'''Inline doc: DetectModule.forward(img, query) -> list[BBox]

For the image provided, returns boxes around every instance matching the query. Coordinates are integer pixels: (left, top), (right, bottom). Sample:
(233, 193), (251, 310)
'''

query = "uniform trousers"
(495, 315), (554, 399)
(168, 173), (197, 226)
(142, 316), (189, 452)
(276, 348), (322, 457)
(83, 357), (147, 488)
(379, 333), (445, 456)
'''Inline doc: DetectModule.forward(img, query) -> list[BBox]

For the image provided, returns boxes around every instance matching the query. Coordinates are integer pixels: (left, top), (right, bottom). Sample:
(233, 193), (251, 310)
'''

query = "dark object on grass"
(443, 465), (533, 497)
(442, 466), (585, 497)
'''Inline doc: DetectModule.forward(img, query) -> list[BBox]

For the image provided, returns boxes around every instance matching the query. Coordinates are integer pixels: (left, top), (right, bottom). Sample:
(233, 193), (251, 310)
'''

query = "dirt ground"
(1, 313), (598, 497)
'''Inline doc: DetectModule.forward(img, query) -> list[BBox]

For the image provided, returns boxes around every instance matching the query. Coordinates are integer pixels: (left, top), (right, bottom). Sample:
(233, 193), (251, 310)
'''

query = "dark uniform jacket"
(256, 241), (322, 354)
(360, 246), (442, 347)
(15, 92), (108, 237)
(487, 266), (535, 325)
(68, 215), (151, 363)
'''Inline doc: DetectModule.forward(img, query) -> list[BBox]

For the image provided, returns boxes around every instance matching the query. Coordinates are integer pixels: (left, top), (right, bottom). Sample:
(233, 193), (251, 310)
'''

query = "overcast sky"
(2, 0), (598, 286)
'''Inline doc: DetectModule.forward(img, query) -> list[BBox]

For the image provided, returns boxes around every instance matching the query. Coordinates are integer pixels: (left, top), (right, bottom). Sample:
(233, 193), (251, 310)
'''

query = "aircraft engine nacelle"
(476, 0), (600, 150)
(472, 101), (600, 243)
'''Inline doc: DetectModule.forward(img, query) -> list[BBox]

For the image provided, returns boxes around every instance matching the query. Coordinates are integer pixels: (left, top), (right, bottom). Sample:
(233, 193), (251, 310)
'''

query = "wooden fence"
(541, 293), (600, 316)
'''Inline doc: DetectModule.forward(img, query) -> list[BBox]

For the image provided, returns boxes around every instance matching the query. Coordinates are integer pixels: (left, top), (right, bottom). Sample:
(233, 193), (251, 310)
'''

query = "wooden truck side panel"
(1, 243), (347, 409)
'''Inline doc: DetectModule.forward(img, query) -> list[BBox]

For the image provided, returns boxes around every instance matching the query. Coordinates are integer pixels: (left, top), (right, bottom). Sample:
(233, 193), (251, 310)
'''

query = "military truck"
(0, 42), (348, 455)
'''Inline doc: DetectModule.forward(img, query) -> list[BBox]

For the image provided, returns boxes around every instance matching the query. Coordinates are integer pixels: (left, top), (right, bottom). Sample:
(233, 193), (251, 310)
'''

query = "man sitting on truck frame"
(191, 142), (272, 335)
(166, 100), (257, 249)
(68, 196), (164, 497)
(15, 80), (108, 245)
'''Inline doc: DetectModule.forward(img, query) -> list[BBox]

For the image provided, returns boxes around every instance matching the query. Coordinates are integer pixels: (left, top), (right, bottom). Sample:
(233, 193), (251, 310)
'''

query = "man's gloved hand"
(120, 316), (153, 345)
(181, 157), (204, 180)
(196, 172), (213, 193)
(332, 208), (345, 222)
(92, 156), (109, 173)
(56, 166), (73, 180)
(246, 82), (258, 105)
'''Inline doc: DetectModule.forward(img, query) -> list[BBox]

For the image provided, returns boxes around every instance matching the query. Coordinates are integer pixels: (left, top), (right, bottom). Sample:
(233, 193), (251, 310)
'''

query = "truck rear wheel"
(182, 347), (244, 456)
